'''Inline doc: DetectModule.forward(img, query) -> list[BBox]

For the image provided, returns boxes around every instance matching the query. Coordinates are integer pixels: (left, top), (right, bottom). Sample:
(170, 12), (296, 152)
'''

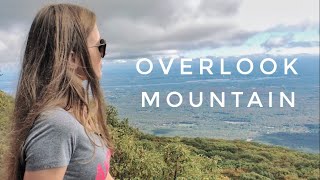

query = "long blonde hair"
(4, 3), (114, 179)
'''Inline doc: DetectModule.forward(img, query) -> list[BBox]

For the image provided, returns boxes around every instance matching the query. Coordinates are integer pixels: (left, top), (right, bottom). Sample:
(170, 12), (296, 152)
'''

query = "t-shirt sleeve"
(24, 110), (77, 170)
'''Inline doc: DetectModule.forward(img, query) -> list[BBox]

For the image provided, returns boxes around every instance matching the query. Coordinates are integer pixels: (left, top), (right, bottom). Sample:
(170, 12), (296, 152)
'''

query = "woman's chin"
(97, 72), (102, 80)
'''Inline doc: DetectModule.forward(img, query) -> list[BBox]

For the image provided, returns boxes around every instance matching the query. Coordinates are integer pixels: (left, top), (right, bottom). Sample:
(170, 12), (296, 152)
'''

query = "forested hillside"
(0, 90), (319, 179)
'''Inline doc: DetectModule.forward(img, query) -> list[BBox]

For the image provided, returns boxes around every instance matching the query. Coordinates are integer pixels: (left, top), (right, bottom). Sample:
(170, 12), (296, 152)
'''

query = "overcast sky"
(0, 0), (319, 67)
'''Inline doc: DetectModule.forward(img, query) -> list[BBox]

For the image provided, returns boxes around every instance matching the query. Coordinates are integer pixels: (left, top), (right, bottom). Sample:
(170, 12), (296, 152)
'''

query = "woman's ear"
(68, 51), (78, 69)
(68, 51), (87, 80)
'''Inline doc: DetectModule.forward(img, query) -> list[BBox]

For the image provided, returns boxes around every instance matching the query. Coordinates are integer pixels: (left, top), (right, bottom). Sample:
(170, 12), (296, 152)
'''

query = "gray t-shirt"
(23, 107), (111, 180)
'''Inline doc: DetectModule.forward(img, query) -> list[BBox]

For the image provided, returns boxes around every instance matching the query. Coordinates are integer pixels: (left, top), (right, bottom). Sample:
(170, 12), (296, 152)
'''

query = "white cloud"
(0, 0), (318, 64)
(0, 40), (7, 51)
(183, 45), (267, 57)
(234, 0), (319, 31)
(0, 25), (27, 63)
(266, 46), (319, 56)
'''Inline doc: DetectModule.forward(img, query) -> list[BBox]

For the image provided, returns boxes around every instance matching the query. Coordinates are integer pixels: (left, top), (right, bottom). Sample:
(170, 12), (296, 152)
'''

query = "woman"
(4, 3), (115, 180)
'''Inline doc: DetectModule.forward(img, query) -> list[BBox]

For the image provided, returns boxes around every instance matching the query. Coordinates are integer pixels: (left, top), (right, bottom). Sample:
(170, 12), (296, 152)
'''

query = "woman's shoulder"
(24, 107), (82, 171)
(31, 107), (83, 133)
(24, 107), (83, 152)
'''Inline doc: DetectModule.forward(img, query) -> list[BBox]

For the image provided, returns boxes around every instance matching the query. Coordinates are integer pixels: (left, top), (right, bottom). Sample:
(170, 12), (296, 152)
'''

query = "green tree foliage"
(163, 143), (191, 179)
(0, 91), (13, 177)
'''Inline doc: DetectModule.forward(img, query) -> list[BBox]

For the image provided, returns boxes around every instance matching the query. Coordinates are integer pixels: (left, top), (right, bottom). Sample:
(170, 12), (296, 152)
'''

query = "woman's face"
(87, 24), (103, 79)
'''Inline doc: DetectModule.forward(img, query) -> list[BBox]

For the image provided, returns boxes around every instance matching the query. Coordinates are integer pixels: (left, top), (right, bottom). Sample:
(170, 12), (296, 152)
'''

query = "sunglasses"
(89, 39), (107, 58)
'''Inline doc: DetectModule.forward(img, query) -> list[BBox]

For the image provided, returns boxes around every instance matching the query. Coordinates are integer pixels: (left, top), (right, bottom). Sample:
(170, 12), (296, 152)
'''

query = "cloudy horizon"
(0, 0), (319, 69)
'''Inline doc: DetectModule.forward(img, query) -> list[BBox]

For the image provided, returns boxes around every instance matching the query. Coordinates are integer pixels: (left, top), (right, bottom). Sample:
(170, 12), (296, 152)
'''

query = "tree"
(163, 143), (191, 179)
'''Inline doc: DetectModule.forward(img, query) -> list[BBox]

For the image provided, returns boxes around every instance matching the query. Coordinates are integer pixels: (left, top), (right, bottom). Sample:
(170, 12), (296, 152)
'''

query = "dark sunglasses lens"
(99, 44), (106, 58)
(98, 39), (106, 58)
